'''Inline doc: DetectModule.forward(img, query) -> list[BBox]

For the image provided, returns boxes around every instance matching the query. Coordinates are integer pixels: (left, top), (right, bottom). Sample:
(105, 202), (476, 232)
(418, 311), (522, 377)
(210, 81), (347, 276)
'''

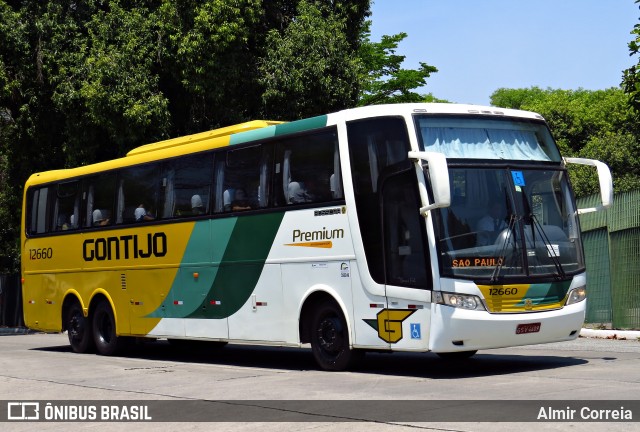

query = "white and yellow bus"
(21, 103), (613, 370)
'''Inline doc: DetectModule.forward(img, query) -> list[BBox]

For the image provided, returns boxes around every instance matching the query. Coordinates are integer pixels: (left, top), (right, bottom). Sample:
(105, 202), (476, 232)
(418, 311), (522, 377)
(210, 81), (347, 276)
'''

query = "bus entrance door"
(380, 170), (432, 351)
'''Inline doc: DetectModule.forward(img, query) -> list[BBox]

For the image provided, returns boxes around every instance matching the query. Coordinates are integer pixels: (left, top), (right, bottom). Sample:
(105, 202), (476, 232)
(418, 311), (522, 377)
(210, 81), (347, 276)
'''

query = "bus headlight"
(565, 286), (586, 305)
(433, 291), (486, 311)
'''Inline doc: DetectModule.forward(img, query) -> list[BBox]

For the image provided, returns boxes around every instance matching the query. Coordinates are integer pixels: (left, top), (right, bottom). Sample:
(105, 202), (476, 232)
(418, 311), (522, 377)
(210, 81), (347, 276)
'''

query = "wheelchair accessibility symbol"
(410, 323), (421, 340)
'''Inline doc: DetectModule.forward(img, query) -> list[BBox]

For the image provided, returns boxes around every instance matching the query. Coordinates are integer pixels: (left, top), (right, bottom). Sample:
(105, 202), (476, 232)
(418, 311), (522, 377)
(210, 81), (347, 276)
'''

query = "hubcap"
(318, 317), (342, 353)
(69, 313), (84, 339)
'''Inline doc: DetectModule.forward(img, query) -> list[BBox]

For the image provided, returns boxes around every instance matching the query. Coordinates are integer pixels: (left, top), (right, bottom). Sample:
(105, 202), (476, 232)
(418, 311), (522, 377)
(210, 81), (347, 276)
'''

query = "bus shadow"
(35, 339), (589, 379)
(357, 350), (588, 379)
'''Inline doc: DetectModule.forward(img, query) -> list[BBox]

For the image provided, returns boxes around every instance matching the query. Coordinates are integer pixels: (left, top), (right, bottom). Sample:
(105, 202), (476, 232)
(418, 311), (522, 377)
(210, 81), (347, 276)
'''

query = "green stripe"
(516, 281), (572, 307)
(229, 115), (328, 146)
(230, 126), (277, 145)
(274, 115), (327, 136)
(187, 212), (285, 319)
(147, 219), (237, 318)
(148, 213), (285, 319)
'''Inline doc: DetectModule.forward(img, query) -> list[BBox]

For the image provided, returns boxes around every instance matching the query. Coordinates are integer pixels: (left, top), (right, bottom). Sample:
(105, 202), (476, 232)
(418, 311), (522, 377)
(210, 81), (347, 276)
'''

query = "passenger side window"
(28, 187), (50, 235)
(116, 164), (161, 224)
(52, 181), (80, 231)
(84, 174), (117, 227)
(214, 145), (270, 213)
(162, 154), (213, 218)
(274, 129), (342, 206)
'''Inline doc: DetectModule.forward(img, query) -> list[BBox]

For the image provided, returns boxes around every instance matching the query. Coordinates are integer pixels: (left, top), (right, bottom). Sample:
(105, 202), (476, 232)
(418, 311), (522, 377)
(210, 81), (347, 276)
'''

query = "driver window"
(382, 171), (430, 289)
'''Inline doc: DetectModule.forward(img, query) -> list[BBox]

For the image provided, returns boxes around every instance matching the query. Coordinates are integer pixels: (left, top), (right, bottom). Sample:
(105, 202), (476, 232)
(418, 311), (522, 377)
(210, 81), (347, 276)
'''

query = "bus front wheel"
(65, 301), (93, 353)
(92, 300), (125, 356)
(310, 300), (363, 371)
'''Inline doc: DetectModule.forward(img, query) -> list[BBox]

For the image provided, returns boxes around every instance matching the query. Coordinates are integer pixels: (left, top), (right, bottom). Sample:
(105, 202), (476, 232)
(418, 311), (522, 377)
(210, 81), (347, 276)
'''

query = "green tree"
(56, 1), (172, 166)
(357, 22), (437, 106)
(490, 87), (639, 197)
(0, 0), (365, 271)
(573, 132), (640, 196)
(259, 0), (362, 119)
(622, 0), (640, 115)
(157, 0), (264, 132)
(0, 0), (440, 272)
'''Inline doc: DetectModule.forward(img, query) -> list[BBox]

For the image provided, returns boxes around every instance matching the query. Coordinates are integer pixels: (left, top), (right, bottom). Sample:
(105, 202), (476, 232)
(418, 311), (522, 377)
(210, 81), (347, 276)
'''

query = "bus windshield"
(415, 115), (562, 162)
(434, 167), (583, 281)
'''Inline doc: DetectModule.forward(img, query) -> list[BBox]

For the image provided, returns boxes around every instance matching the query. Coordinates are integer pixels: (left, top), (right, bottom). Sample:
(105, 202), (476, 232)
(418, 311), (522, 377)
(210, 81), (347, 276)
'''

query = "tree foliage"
(0, 0), (436, 271)
(259, 0), (361, 119)
(491, 87), (640, 197)
(357, 22), (437, 106)
(622, 0), (640, 115)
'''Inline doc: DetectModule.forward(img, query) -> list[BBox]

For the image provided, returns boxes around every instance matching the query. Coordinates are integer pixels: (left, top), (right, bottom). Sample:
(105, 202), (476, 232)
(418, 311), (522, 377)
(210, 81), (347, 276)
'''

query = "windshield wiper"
(520, 188), (566, 279)
(490, 213), (518, 282)
(530, 213), (566, 279)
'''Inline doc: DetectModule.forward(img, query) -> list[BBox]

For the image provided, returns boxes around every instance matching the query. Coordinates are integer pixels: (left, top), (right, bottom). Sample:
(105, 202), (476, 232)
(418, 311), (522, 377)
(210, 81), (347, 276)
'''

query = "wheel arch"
(88, 289), (121, 335)
(298, 286), (352, 345)
(61, 290), (85, 332)
(61, 289), (119, 333)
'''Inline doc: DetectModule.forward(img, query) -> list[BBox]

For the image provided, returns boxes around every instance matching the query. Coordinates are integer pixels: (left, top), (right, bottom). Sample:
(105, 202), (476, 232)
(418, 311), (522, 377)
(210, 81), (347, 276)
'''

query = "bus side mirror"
(564, 157), (613, 214)
(408, 151), (451, 216)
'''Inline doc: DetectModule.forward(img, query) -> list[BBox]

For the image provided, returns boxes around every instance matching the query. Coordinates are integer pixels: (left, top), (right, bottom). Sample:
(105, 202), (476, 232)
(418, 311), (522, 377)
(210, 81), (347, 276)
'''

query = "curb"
(580, 328), (640, 340)
(0, 327), (38, 335)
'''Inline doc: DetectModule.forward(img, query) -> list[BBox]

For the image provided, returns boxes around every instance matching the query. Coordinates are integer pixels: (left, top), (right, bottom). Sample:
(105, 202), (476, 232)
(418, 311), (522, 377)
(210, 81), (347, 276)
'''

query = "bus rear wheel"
(310, 300), (363, 371)
(65, 301), (93, 353)
(92, 300), (126, 356)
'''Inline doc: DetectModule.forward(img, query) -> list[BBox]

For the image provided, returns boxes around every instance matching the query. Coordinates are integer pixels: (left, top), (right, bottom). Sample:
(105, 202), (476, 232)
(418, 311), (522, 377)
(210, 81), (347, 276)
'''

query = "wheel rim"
(69, 310), (85, 341)
(317, 316), (343, 354)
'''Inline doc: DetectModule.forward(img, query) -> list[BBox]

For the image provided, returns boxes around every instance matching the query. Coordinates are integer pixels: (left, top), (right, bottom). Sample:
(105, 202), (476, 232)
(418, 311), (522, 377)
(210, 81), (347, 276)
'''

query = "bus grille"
(477, 281), (571, 313)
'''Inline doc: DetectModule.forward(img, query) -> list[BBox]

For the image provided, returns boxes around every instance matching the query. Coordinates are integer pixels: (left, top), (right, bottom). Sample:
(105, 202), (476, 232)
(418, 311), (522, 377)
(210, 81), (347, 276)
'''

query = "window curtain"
(214, 161), (225, 213)
(163, 169), (175, 218)
(422, 127), (552, 161)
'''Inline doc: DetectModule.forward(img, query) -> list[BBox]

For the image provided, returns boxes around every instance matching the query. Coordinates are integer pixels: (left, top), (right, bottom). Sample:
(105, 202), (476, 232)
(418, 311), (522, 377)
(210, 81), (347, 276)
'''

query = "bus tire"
(310, 300), (363, 371)
(92, 300), (125, 356)
(65, 301), (94, 353)
(436, 350), (477, 360)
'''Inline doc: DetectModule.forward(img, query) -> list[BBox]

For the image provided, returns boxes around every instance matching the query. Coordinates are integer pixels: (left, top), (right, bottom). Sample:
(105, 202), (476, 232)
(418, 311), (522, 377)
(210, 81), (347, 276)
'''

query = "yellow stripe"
(284, 241), (333, 248)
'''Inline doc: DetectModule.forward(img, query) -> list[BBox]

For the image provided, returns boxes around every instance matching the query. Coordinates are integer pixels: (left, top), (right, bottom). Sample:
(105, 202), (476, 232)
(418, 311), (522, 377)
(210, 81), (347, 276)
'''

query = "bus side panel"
(383, 287), (432, 351)
(23, 233), (85, 332)
(127, 267), (181, 336)
(281, 260), (353, 345)
(268, 207), (356, 345)
(147, 214), (286, 341)
(22, 272), (61, 332)
(348, 261), (391, 350)
(80, 223), (195, 337)
(228, 264), (285, 342)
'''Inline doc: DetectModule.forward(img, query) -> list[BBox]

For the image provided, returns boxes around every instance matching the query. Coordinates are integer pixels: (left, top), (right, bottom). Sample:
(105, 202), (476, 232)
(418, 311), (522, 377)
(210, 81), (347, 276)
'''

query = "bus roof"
(126, 120), (284, 157)
(24, 103), (548, 187)
(335, 102), (546, 122)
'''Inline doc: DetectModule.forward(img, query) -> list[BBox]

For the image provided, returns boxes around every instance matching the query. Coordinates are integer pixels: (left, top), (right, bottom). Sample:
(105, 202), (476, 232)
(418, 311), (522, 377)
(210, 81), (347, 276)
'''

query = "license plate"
(516, 322), (541, 334)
